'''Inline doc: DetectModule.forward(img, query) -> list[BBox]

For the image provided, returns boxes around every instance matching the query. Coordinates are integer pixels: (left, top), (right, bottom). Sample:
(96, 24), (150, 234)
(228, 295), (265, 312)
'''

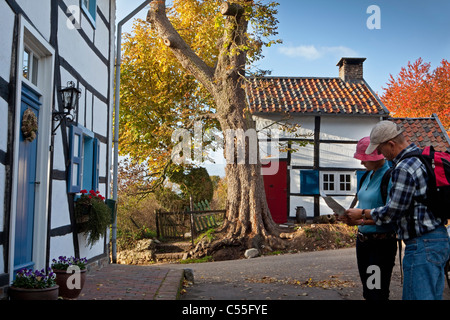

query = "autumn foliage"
(380, 58), (450, 132)
(119, 0), (224, 191)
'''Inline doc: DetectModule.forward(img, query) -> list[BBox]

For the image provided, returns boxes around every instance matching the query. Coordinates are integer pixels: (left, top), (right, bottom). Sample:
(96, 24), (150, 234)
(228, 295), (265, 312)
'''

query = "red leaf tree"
(380, 58), (450, 132)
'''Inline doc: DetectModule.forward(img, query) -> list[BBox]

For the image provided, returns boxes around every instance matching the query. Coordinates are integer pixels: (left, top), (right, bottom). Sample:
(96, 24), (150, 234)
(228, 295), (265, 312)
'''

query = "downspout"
(112, 0), (152, 263)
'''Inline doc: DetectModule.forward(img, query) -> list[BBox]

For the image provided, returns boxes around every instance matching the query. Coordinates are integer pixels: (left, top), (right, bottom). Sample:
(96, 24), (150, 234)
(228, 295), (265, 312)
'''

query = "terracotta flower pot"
(9, 285), (59, 300)
(54, 269), (87, 299)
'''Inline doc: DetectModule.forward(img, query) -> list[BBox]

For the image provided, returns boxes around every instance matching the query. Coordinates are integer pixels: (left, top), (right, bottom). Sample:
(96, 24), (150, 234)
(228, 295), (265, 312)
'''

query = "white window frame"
(320, 171), (356, 195)
(22, 46), (40, 87)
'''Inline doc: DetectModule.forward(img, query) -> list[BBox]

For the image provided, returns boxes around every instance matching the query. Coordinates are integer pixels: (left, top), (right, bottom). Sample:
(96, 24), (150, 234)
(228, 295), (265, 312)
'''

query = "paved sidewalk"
(77, 264), (185, 300)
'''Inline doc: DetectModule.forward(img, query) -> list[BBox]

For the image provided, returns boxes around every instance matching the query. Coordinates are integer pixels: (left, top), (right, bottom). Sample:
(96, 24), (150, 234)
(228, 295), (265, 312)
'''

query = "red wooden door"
(262, 160), (288, 224)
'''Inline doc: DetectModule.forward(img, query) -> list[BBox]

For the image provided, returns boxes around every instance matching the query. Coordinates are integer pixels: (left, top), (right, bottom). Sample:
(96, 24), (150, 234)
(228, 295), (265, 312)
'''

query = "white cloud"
(279, 45), (358, 60)
(279, 45), (321, 60)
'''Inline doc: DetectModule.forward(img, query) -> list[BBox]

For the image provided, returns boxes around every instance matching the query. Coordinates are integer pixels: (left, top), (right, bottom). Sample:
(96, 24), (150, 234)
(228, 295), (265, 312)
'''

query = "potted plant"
(75, 189), (111, 247)
(9, 268), (58, 300)
(51, 256), (87, 299)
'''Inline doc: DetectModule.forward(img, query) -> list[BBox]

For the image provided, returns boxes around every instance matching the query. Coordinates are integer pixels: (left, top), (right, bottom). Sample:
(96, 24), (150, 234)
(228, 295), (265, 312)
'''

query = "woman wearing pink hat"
(346, 136), (397, 300)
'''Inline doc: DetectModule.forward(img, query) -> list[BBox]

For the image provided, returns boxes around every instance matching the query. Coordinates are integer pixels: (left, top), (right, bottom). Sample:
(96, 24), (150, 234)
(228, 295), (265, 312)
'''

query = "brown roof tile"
(390, 117), (450, 152)
(246, 77), (388, 115)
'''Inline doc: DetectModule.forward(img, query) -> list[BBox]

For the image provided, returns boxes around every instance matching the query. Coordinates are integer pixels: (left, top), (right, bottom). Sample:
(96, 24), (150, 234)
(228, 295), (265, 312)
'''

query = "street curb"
(154, 269), (185, 300)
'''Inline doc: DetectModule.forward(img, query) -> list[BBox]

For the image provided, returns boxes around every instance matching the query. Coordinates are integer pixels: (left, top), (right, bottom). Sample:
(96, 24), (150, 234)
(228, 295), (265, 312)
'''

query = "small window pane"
(72, 163), (79, 186)
(23, 49), (30, 80)
(338, 174), (352, 191)
(32, 55), (39, 85)
(74, 134), (80, 157)
(323, 174), (334, 191)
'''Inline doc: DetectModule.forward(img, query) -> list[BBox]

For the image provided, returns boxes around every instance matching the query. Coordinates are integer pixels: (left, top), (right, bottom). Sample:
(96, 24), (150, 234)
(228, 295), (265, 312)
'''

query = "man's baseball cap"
(365, 121), (404, 154)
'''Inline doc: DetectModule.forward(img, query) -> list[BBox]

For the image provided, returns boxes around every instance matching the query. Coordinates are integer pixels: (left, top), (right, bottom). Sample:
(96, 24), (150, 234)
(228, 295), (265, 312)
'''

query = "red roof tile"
(247, 77), (389, 115)
(390, 116), (450, 152)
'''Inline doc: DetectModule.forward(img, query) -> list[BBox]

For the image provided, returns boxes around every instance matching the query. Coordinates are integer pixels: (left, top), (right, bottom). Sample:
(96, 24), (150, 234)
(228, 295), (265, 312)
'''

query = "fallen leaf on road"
(245, 275), (356, 289)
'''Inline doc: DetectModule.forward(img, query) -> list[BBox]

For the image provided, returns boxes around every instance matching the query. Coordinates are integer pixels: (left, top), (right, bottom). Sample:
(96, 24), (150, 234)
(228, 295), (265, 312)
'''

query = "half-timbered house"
(247, 58), (450, 224)
(0, 0), (116, 297)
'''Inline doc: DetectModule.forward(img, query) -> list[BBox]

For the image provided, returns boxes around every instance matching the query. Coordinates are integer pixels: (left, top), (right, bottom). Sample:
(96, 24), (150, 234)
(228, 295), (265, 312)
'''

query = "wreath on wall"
(21, 108), (38, 142)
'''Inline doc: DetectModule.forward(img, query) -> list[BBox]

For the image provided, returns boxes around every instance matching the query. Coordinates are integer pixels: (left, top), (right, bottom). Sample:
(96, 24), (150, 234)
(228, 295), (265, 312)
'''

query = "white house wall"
(49, 234), (75, 262)
(0, 1), (14, 81)
(50, 180), (71, 230)
(320, 116), (380, 141)
(291, 144), (314, 167)
(17, 0), (52, 40)
(93, 96), (108, 137)
(319, 143), (361, 168)
(57, 8), (109, 95)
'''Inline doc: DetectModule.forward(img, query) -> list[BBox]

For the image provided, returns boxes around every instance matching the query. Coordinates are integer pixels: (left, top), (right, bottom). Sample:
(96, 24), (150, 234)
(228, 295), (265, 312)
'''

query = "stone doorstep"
(155, 252), (186, 261)
(154, 241), (192, 262)
(156, 242), (192, 253)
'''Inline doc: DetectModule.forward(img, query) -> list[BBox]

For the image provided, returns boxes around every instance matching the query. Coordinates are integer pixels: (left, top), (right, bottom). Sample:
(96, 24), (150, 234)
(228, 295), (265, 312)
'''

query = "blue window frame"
(69, 124), (100, 193)
(81, 0), (96, 27)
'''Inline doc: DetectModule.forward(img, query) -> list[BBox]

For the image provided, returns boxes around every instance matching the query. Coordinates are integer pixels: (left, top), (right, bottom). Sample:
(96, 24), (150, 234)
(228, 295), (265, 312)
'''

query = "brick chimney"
(337, 57), (366, 82)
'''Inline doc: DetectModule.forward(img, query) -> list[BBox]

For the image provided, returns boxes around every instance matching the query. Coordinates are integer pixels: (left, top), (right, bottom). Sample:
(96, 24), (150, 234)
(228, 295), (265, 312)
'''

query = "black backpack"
(399, 146), (450, 222)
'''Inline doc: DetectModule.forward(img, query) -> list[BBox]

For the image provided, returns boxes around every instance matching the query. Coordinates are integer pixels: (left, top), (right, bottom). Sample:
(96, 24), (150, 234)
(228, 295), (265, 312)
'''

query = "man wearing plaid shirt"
(345, 121), (450, 300)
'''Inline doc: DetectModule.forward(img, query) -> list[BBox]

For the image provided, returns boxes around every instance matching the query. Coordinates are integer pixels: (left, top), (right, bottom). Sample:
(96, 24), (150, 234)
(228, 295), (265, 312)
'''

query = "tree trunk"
(147, 0), (288, 254)
(212, 74), (284, 249)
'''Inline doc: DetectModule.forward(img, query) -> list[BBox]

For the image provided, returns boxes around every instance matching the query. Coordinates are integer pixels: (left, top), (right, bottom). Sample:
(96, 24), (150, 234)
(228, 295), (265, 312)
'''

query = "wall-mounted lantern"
(52, 81), (81, 134)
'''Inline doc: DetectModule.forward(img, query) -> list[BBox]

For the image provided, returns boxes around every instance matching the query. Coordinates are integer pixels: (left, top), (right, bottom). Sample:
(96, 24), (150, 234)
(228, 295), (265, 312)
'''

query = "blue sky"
(116, 0), (450, 176)
(117, 0), (450, 94)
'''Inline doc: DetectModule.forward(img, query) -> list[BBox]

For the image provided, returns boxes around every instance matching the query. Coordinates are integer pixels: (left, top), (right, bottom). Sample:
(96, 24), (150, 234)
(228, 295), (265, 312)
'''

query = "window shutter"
(300, 170), (319, 195)
(68, 125), (83, 193)
(93, 138), (100, 191)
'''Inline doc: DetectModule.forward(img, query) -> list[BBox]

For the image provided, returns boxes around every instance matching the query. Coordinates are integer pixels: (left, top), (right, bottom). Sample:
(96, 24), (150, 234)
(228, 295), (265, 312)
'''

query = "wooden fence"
(155, 209), (226, 244)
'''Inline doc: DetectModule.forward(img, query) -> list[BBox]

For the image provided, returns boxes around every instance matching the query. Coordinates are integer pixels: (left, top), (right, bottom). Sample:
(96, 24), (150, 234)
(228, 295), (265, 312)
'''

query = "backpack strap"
(380, 167), (393, 204)
(351, 167), (392, 208)
(350, 171), (370, 208)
